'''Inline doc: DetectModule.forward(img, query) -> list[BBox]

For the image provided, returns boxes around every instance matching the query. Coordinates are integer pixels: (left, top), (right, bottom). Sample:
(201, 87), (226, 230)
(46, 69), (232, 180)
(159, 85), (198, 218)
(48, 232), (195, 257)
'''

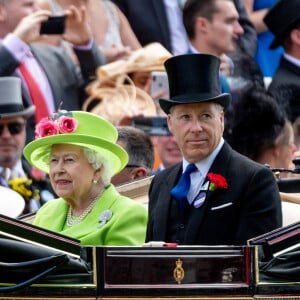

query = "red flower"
(207, 172), (228, 191)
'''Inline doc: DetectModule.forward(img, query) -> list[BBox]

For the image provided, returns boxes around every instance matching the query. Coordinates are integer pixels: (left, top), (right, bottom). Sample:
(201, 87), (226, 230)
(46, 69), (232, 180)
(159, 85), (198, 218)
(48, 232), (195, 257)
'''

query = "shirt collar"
(182, 137), (224, 176)
(284, 53), (300, 67)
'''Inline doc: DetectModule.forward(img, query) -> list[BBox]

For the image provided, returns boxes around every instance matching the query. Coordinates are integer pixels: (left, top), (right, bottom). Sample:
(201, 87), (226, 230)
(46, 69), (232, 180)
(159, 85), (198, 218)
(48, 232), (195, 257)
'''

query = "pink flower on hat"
(34, 112), (77, 139)
(35, 118), (58, 139)
(57, 115), (77, 133)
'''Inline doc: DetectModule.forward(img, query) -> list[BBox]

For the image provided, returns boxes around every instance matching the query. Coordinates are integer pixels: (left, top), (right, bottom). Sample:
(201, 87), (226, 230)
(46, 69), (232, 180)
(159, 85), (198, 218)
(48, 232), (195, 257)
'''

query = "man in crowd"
(0, 0), (105, 142)
(0, 77), (54, 215)
(112, 126), (154, 185)
(183, 0), (244, 76)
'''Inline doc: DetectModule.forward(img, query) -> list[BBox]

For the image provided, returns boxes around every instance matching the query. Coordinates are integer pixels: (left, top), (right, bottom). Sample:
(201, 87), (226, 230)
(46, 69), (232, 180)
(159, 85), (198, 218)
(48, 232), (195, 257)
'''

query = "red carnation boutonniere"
(207, 172), (228, 192)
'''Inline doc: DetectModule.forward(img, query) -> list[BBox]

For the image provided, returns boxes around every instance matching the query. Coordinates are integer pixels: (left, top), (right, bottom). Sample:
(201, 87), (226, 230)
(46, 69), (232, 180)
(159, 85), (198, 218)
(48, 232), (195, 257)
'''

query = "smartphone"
(40, 16), (66, 35)
(150, 71), (169, 99)
(131, 117), (171, 136)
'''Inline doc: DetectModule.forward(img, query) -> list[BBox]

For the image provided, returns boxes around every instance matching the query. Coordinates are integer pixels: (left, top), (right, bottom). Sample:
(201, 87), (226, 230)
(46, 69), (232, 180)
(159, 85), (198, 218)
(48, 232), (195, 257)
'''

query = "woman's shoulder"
(38, 197), (66, 211)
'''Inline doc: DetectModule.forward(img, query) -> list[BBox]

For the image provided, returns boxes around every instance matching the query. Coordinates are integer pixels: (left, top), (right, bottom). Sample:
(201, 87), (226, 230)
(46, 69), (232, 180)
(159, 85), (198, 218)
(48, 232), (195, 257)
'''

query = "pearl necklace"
(66, 188), (104, 227)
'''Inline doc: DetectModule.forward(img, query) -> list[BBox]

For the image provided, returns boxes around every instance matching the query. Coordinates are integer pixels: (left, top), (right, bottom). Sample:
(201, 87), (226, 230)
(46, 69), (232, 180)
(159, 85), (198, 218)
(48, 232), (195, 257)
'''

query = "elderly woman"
(23, 110), (147, 246)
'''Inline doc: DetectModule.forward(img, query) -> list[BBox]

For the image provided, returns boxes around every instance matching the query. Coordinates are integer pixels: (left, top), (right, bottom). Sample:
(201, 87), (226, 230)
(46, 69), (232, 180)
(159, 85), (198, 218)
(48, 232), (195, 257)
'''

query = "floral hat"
(23, 111), (128, 175)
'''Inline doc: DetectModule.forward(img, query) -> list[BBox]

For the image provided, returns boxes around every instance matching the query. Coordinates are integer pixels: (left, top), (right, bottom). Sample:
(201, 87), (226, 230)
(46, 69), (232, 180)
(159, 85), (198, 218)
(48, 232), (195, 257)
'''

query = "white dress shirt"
(181, 138), (225, 204)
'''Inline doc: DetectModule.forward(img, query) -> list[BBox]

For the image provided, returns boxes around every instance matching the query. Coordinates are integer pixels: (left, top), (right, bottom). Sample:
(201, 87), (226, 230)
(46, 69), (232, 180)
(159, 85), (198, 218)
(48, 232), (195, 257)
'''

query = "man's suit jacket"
(0, 42), (105, 142)
(112, 0), (256, 57)
(146, 142), (282, 245)
(232, 0), (257, 57)
(268, 56), (300, 122)
(111, 0), (176, 52)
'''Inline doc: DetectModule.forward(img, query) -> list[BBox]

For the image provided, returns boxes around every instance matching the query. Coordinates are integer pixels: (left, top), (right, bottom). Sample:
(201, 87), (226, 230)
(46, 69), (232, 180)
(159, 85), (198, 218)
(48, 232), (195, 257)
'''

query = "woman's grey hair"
(83, 147), (112, 187)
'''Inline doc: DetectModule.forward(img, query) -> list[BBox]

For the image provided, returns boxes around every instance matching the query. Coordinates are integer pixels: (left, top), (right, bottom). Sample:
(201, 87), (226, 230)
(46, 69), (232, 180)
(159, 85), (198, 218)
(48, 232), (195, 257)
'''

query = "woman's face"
(49, 144), (97, 203)
(276, 123), (296, 173)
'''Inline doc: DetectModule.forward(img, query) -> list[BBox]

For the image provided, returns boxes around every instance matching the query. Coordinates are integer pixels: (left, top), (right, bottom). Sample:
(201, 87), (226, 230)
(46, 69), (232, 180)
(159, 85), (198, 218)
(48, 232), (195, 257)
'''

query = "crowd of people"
(0, 0), (299, 247)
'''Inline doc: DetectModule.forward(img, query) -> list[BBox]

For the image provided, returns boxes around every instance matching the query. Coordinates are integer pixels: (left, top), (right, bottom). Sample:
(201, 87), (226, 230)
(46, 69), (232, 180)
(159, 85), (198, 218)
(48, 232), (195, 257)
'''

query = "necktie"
(171, 163), (197, 207)
(19, 62), (49, 123)
(0, 168), (11, 187)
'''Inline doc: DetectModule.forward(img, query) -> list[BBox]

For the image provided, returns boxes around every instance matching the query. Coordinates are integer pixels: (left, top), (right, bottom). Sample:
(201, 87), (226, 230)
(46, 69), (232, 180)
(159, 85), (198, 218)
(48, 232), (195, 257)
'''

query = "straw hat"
(83, 81), (157, 125)
(0, 77), (35, 118)
(23, 111), (128, 175)
(125, 42), (172, 74)
(93, 42), (172, 87)
(95, 59), (129, 87)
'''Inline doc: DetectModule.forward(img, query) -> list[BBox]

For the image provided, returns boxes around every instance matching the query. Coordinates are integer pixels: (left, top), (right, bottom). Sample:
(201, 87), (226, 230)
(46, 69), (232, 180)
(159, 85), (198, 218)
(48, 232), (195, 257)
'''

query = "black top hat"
(159, 54), (231, 114)
(264, 0), (300, 49)
(0, 77), (35, 119)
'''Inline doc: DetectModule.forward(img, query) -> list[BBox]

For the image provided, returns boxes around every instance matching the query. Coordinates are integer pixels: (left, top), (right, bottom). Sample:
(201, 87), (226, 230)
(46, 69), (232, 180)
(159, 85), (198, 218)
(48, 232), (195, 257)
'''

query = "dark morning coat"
(146, 142), (282, 245)
(268, 56), (300, 122)
(0, 42), (105, 142)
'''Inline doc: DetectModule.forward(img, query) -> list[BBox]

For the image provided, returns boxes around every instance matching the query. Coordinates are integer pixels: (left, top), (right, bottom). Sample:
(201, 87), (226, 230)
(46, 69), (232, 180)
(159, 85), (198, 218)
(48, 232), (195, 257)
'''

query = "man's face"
(0, 116), (26, 168)
(202, 0), (244, 55)
(167, 102), (224, 163)
(156, 135), (182, 169)
(0, 0), (38, 33)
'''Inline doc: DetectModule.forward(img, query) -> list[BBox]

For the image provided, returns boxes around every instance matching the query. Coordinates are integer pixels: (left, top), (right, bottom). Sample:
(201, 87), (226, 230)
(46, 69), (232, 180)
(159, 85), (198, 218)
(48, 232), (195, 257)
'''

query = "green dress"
(33, 185), (148, 246)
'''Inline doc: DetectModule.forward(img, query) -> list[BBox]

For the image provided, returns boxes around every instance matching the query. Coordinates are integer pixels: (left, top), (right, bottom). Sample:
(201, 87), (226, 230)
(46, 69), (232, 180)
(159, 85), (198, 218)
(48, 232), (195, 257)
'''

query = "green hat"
(23, 111), (128, 175)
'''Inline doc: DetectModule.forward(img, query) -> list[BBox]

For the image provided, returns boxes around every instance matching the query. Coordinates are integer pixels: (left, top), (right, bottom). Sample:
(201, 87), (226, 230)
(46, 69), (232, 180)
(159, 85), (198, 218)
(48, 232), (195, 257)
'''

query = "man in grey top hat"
(145, 54), (282, 246)
(0, 77), (54, 216)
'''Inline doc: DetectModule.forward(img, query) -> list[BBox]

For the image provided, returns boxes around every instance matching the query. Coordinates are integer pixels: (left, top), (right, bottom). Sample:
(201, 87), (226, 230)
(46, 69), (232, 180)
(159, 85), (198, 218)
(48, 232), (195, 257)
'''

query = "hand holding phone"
(150, 72), (169, 99)
(40, 16), (66, 35)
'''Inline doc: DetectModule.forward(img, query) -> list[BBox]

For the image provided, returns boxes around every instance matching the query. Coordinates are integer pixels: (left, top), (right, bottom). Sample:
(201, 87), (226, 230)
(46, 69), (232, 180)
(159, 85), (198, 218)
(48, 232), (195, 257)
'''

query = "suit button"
(179, 224), (185, 229)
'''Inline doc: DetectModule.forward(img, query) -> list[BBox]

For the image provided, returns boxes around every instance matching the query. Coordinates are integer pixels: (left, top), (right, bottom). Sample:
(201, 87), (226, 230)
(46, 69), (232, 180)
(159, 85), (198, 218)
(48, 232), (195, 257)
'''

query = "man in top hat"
(264, 0), (300, 123)
(145, 54), (282, 245)
(0, 77), (54, 216)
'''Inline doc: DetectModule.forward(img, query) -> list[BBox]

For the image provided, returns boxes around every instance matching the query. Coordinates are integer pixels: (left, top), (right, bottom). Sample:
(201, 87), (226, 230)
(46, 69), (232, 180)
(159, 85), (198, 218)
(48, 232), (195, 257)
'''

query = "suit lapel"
(185, 143), (232, 244)
(281, 56), (300, 75)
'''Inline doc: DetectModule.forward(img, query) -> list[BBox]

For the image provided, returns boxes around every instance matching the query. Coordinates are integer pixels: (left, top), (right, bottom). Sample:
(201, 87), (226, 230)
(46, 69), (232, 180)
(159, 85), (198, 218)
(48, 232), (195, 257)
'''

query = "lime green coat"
(33, 185), (148, 246)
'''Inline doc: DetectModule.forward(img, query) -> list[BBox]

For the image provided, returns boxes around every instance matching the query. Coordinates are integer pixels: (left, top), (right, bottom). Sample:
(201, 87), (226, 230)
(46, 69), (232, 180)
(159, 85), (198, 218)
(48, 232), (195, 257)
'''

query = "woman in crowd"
(228, 87), (296, 177)
(23, 110), (148, 245)
(37, 0), (141, 62)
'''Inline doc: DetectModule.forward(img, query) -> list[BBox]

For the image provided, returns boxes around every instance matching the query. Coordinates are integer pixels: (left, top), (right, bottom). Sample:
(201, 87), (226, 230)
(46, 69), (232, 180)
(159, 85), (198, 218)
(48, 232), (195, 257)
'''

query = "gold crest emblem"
(173, 259), (184, 284)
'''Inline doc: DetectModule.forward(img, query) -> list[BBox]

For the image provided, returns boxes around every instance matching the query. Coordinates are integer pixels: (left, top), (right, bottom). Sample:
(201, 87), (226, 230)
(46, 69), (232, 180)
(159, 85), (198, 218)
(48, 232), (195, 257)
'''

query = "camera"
(131, 117), (171, 136)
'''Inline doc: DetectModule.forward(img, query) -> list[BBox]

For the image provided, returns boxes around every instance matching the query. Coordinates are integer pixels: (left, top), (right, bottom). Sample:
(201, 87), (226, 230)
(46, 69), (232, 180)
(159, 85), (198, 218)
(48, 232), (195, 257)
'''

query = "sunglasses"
(125, 164), (141, 168)
(0, 122), (25, 135)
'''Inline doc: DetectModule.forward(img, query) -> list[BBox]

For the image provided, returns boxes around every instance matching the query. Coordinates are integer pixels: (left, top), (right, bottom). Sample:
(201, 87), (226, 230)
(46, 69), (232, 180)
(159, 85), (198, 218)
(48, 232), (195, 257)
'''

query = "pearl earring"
(92, 179), (98, 184)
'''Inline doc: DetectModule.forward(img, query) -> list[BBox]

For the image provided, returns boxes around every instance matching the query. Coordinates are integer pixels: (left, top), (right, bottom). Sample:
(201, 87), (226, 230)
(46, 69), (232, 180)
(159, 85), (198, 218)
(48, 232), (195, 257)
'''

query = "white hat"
(0, 186), (25, 218)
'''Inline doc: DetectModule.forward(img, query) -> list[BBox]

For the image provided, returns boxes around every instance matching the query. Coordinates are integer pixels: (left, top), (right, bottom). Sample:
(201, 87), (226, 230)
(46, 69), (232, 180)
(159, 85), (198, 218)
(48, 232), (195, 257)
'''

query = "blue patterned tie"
(171, 163), (197, 207)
